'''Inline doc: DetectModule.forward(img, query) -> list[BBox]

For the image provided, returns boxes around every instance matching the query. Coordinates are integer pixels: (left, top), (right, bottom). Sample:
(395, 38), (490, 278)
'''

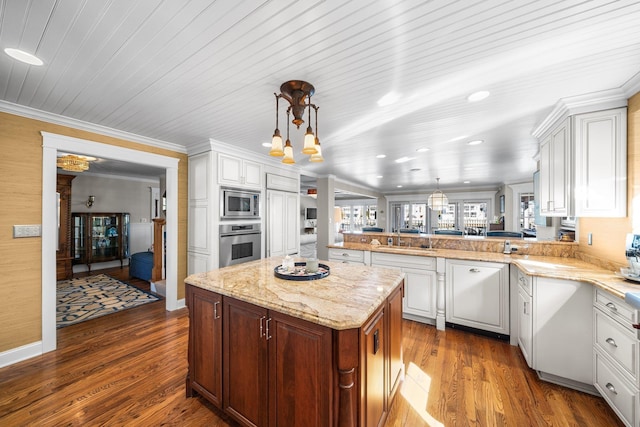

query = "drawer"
(517, 268), (532, 296)
(328, 248), (364, 263)
(595, 308), (640, 385)
(594, 352), (639, 427)
(371, 252), (436, 270)
(595, 289), (638, 327)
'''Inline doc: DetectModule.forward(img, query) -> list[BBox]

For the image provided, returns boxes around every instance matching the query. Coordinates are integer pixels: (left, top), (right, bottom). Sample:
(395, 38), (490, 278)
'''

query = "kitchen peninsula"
(184, 258), (405, 427)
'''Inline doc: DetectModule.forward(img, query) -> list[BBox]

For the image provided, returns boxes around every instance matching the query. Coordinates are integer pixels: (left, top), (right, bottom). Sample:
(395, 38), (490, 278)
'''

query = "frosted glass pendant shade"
(309, 139), (324, 162)
(269, 131), (284, 156)
(428, 190), (448, 211)
(302, 127), (317, 154)
(282, 140), (295, 164)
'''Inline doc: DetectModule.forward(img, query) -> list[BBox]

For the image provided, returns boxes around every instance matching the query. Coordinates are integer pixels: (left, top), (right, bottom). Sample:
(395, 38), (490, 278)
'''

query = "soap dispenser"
(503, 240), (512, 254)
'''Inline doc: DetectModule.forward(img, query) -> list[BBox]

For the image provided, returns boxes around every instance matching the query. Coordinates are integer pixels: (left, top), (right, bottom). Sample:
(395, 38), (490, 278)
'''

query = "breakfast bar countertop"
(184, 256), (405, 330)
(329, 241), (640, 300)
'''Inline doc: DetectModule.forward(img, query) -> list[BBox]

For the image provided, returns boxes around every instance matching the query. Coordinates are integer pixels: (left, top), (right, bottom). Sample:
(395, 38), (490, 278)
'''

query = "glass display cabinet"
(72, 212), (130, 272)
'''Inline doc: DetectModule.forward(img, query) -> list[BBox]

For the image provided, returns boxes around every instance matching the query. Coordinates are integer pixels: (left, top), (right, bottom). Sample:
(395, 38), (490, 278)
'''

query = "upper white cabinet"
(218, 153), (262, 189)
(539, 118), (572, 217)
(267, 189), (299, 258)
(574, 108), (627, 217)
(535, 97), (627, 218)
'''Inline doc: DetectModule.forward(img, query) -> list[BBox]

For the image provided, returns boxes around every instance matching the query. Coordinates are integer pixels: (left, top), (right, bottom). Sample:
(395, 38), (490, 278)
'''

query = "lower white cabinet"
(445, 259), (509, 335)
(371, 252), (437, 322)
(328, 248), (366, 265)
(517, 268), (533, 367)
(533, 277), (593, 388)
(593, 289), (640, 427)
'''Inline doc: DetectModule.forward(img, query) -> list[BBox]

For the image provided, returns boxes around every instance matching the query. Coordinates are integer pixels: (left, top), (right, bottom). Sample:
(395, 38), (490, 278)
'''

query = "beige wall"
(0, 112), (188, 353)
(578, 92), (640, 267)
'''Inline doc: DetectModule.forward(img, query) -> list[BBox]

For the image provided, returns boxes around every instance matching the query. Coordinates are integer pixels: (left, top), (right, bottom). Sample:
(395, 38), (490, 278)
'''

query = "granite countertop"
(329, 242), (639, 300)
(184, 257), (405, 330)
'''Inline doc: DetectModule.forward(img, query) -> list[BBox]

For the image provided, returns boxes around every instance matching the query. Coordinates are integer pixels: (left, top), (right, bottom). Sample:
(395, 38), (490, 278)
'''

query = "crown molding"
(624, 71), (640, 98)
(0, 100), (187, 153)
(531, 88), (628, 138)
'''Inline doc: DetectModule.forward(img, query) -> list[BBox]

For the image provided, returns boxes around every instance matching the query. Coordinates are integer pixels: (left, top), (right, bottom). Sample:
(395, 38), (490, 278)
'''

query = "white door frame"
(42, 132), (180, 353)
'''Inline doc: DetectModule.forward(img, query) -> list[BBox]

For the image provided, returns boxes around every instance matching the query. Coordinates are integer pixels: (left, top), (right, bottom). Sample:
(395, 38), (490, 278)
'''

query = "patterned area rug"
(57, 274), (160, 328)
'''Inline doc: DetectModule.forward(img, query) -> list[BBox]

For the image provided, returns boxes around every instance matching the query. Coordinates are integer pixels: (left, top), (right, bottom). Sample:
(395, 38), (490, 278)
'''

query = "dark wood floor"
(0, 267), (623, 426)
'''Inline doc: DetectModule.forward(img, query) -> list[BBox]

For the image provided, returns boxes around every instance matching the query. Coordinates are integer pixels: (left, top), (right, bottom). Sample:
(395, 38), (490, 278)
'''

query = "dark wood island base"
(184, 259), (405, 427)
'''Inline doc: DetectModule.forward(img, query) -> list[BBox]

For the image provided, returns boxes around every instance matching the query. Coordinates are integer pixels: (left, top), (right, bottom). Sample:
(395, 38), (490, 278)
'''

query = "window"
(520, 193), (535, 230)
(390, 202), (428, 232)
(337, 202), (377, 231)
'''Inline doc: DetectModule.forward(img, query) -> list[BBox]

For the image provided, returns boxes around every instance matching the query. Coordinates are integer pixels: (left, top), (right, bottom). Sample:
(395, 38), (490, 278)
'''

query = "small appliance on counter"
(621, 233), (640, 281)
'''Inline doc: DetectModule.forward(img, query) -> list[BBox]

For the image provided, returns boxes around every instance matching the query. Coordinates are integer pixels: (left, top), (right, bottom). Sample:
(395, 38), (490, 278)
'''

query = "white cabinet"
(328, 248), (366, 265)
(371, 252), (437, 322)
(574, 108), (627, 217)
(533, 277), (593, 389)
(188, 152), (213, 274)
(539, 118), (571, 217)
(445, 259), (509, 335)
(537, 106), (627, 218)
(267, 189), (299, 258)
(593, 289), (640, 427)
(516, 269), (533, 368)
(218, 153), (262, 189)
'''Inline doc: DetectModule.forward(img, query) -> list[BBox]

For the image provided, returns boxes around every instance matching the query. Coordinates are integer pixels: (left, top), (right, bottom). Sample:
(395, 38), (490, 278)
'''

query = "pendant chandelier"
(428, 178), (449, 211)
(56, 154), (93, 172)
(269, 80), (324, 164)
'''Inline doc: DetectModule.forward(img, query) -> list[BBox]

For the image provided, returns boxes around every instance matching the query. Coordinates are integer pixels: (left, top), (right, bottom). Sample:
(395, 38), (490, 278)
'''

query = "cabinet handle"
(469, 268), (481, 273)
(605, 337), (618, 347)
(606, 302), (618, 311)
(265, 318), (272, 340)
(523, 301), (528, 315)
(342, 253), (350, 257)
(214, 301), (220, 320)
(259, 316), (266, 338)
(605, 383), (618, 395)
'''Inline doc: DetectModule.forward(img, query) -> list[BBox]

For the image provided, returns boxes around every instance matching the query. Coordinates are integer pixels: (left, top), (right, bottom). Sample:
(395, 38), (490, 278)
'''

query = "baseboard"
(0, 341), (42, 368)
(537, 371), (599, 395)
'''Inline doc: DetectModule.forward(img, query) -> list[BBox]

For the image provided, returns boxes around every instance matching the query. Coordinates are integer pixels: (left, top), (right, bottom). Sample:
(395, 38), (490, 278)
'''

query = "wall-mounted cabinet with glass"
(72, 212), (130, 272)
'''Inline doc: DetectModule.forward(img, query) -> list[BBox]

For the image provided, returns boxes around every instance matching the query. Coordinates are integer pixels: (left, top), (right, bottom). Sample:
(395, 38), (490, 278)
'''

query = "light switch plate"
(13, 224), (42, 238)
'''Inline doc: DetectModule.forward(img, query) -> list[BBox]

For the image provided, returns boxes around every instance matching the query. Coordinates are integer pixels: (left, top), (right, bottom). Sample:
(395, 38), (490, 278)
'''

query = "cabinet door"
(574, 108), (627, 217)
(268, 311), (332, 427)
(243, 160), (262, 188)
(187, 286), (223, 407)
(517, 286), (533, 367)
(446, 260), (509, 334)
(539, 135), (552, 216)
(223, 297), (268, 427)
(268, 190), (299, 258)
(361, 308), (386, 427)
(387, 283), (404, 400)
(549, 119), (570, 216)
(284, 192), (299, 255)
(218, 154), (243, 186)
(403, 267), (437, 320)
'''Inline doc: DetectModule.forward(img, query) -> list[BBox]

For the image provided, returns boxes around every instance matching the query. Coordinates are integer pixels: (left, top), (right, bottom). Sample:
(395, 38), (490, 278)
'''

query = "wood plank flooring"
(0, 267), (624, 426)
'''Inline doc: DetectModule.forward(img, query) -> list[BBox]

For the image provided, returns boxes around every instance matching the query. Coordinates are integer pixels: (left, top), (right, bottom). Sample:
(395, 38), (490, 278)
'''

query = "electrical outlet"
(588, 233), (593, 245)
(13, 224), (42, 238)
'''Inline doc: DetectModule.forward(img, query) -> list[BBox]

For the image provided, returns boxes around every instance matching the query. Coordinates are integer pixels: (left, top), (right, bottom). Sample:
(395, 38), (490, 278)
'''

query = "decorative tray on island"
(274, 262), (330, 281)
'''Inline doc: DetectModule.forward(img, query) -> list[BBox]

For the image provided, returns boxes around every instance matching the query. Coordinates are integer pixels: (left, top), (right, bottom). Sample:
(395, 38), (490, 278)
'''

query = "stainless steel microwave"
(221, 188), (260, 219)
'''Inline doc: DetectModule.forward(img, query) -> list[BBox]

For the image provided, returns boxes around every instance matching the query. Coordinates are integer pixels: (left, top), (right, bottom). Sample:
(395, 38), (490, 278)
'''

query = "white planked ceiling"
(1, 0), (640, 192)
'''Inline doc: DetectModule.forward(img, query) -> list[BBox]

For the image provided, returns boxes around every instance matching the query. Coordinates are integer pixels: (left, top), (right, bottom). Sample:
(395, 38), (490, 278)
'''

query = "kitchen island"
(184, 257), (405, 427)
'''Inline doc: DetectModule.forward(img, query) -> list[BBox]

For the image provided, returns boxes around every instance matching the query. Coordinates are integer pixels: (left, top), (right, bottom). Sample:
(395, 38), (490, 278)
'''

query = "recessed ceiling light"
(377, 91), (400, 107)
(467, 91), (490, 102)
(4, 48), (43, 66)
(261, 142), (271, 148)
(416, 147), (429, 153)
(463, 180), (471, 184)
(467, 140), (483, 145)
(376, 175), (383, 179)
(397, 185), (403, 188)
(376, 154), (386, 159)
(395, 156), (415, 163)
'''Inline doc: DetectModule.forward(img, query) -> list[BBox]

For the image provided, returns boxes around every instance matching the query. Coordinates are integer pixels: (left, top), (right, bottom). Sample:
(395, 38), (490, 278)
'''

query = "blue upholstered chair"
(399, 228), (420, 233)
(486, 231), (523, 238)
(362, 227), (384, 232)
(130, 251), (154, 281)
(434, 229), (463, 235)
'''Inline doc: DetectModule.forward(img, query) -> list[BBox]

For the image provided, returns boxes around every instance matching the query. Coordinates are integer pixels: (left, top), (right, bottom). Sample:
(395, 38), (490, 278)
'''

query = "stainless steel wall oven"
(219, 223), (261, 267)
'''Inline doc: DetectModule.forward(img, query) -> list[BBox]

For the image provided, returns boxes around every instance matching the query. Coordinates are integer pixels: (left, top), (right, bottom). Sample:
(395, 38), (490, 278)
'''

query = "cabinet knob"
(342, 253), (350, 257)
(469, 268), (481, 273)
(605, 382), (618, 395)
(605, 302), (618, 311)
(605, 337), (618, 347)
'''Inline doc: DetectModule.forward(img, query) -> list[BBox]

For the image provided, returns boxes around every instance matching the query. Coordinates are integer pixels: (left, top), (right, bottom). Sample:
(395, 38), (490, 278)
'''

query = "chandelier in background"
(428, 178), (449, 211)
(56, 154), (95, 172)
(269, 80), (323, 164)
